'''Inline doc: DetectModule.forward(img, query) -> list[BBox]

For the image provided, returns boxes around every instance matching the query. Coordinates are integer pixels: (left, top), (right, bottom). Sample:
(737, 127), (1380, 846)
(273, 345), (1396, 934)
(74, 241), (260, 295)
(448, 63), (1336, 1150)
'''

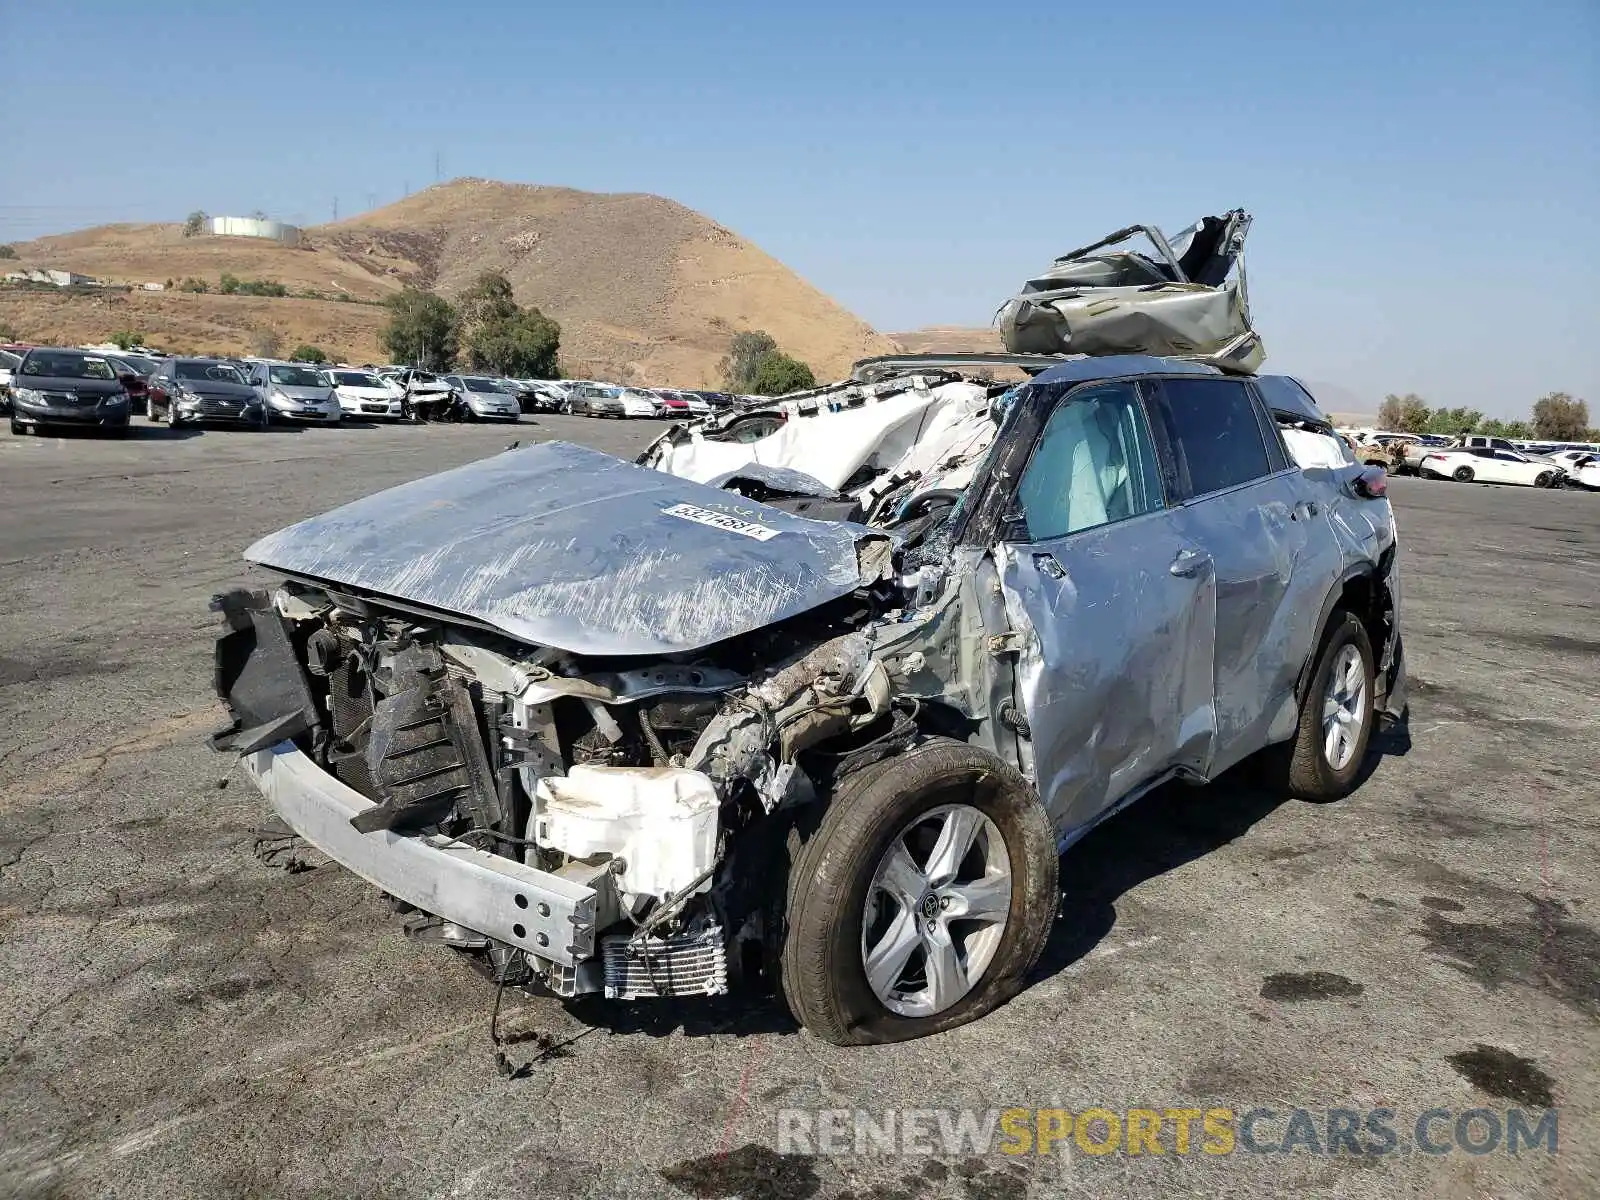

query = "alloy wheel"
(860, 803), (1012, 1018)
(1321, 643), (1368, 771)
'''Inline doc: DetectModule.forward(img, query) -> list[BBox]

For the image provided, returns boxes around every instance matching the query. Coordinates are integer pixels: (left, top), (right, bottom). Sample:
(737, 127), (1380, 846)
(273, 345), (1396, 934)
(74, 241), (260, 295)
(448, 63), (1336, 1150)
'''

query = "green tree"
(0, 244), (16, 260)
(183, 211), (208, 237)
(1377, 392), (1431, 433)
(458, 270), (518, 328)
(750, 351), (816, 396)
(237, 278), (287, 297)
(292, 344), (328, 364)
(466, 308), (561, 377)
(219, 272), (240, 295)
(719, 330), (778, 392)
(458, 271), (561, 377)
(1531, 392), (1589, 441)
(177, 277), (209, 293)
(380, 288), (458, 370)
(1424, 406), (1484, 436)
(109, 330), (145, 351)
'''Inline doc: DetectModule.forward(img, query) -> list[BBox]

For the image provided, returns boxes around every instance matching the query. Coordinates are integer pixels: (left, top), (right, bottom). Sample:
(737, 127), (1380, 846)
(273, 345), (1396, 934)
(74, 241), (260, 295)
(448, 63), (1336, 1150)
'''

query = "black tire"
(1534, 472), (1554, 488)
(1452, 465), (1474, 482)
(779, 737), (1057, 1046)
(1264, 611), (1376, 801)
(9, 416), (24, 436)
(165, 400), (181, 429)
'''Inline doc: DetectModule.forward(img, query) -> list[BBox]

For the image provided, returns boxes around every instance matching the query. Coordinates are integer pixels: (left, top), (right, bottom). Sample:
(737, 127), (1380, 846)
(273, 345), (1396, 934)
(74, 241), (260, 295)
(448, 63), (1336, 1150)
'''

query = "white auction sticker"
(662, 502), (781, 541)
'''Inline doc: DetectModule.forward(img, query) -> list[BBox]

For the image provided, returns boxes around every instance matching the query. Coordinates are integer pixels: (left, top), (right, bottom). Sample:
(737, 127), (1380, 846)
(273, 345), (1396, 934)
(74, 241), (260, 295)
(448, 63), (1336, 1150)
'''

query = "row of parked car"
(1348, 431), (1600, 491)
(0, 344), (748, 435)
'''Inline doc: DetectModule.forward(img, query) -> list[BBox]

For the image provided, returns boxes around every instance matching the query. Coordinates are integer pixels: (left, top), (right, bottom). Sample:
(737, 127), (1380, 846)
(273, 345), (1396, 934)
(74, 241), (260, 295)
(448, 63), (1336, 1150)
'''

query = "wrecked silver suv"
(214, 353), (1404, 1045)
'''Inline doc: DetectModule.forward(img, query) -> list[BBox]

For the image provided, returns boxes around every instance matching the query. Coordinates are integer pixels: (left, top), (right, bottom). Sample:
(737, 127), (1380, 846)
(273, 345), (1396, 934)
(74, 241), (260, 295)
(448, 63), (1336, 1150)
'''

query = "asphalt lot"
(1, 417), (1596, 1199)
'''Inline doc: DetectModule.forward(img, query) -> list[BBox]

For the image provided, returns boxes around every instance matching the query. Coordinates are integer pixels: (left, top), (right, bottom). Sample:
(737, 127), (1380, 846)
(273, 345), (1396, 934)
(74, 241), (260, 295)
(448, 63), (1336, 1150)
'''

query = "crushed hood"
(245, 441), (887, 657)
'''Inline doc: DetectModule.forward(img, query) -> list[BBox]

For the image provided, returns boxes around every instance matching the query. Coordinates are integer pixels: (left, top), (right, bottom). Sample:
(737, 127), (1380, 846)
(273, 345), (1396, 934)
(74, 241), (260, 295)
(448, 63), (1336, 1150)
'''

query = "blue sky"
(5, 0), (1596, 415)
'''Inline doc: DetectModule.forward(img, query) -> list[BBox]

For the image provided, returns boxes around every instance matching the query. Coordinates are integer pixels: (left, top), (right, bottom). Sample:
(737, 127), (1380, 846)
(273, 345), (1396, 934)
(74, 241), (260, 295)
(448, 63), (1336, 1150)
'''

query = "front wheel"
(1534, 472), (1554, 488)
(779, 738), (1057, 1046)
(1263, 611), (1376, 801)
(1452, 465), (1475, 482)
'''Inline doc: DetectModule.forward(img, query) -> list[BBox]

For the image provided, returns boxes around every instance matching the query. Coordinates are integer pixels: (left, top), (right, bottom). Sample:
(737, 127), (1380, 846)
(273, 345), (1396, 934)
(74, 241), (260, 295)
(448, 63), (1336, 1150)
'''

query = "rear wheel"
(1264, 611), (1376, 801)
(1452, 465), (1474, 482)
(779, 738), (1057, 1046)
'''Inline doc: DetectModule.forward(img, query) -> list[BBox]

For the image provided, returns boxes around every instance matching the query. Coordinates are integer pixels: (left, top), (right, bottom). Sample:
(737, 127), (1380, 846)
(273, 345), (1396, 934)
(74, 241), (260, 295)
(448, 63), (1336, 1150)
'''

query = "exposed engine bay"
(214, 367), (1022, 1001)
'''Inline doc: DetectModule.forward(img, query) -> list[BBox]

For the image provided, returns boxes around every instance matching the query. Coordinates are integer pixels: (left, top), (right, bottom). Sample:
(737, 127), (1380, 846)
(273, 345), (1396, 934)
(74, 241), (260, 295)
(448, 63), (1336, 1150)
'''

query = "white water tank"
(208, 216), (302, 246)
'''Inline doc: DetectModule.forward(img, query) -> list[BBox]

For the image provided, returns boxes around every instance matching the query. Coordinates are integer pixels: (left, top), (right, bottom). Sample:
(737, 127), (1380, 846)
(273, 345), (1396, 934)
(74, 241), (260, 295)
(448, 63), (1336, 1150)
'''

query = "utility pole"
(434, 151), (441, 183)
(366, 192), (376, 212)
(332, 197), (339, 222)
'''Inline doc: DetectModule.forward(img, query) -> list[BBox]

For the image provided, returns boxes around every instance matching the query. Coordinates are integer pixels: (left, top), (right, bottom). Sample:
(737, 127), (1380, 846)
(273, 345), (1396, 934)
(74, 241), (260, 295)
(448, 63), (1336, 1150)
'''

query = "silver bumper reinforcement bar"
(243, 743), (598, 964)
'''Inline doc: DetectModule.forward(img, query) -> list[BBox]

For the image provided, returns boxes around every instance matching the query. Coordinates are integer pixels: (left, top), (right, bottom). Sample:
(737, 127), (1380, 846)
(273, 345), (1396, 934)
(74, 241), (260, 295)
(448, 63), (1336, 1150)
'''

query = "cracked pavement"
(1, 417), (1596, 1198)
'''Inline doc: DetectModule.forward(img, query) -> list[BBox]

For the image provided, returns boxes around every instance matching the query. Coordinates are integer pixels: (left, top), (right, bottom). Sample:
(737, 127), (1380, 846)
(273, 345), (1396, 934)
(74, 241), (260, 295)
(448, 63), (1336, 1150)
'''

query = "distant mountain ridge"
(1, 178), (895, 384)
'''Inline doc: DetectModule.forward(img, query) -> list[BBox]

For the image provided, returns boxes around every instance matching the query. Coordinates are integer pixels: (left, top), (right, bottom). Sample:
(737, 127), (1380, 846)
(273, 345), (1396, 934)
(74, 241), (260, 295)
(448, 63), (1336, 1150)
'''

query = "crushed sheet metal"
(649, 382), (983, 492)
(245, 441), (883, 657)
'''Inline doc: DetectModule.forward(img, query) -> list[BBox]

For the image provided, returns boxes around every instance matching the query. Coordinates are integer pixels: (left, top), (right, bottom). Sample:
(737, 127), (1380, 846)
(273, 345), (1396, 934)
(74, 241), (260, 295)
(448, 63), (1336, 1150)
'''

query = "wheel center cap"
(918, 892), (940, 920)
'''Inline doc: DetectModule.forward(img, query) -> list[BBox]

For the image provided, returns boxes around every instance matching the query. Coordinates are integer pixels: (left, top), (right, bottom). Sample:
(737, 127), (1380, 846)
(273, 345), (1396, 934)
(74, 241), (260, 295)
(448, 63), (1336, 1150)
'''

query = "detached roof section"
(996, 210), (1264, 374)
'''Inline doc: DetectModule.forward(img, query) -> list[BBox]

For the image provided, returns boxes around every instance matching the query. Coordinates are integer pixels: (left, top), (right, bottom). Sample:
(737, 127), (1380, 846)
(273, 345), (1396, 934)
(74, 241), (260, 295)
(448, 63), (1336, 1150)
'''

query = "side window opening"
(1014, 382), (1165, 541)
(1147, 377), (1275, 500)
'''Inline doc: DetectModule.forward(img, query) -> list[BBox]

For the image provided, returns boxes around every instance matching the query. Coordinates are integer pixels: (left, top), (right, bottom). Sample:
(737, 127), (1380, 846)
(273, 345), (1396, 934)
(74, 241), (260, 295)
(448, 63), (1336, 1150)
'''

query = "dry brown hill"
(887, 325), (1004, 355)
(2, 179), (895, 384)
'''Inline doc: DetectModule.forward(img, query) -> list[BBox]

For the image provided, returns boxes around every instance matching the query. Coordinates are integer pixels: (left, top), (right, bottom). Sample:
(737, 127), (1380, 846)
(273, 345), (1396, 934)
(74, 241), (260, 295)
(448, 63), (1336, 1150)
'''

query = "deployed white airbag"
(1282, 427), (1356, 469)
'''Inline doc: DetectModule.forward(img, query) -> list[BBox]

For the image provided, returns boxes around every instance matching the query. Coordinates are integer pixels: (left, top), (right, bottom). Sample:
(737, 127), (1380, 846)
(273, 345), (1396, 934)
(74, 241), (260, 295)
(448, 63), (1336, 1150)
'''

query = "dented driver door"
(995, 380), (1217, 839)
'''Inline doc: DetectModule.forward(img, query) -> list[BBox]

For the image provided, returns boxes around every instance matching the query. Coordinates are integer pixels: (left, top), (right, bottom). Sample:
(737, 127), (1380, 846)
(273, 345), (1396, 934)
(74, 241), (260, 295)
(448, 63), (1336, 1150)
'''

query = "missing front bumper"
(241, 742), (599, 965)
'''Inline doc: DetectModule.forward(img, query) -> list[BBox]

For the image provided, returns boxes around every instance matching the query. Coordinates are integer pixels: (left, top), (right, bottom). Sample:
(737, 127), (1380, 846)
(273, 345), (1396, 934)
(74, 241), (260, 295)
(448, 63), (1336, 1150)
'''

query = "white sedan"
(328, 369), (406, 420)
(1418, 447), (1566, 487)
(1549, 450), (1600, 490)
(619, 387), (660, 418)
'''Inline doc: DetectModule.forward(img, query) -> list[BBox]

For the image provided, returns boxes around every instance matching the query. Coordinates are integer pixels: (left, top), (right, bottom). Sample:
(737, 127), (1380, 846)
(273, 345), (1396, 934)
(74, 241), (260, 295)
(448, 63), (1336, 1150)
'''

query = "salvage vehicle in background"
(244, 361), (343, 424)
(328, 368), (406, 420)
(214, 352), (1405, 1046)
(0, 348), (19, 414)
(619, 387), (661, 418)
(666, 389), (713, 416)
(1395, 435), (1449, 475)
(569, 382), (624, 417)
(8, 347), (133, 435)
(1549, 450), (1600, 490)
(442, 374), (522, 421)
(1417, 446), (1564, 487)
(105, 353), (157, 416)
(147, 358), (267, 428)
(382, 368), (455, 420)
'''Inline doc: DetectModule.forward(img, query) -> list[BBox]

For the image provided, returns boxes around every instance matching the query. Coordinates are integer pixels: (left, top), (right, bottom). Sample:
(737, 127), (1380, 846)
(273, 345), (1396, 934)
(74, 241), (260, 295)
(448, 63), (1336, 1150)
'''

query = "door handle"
(1170, 548), (1211, 578)
(1032, 552), (1066, 579)
(1291, 500), (1319, 521)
